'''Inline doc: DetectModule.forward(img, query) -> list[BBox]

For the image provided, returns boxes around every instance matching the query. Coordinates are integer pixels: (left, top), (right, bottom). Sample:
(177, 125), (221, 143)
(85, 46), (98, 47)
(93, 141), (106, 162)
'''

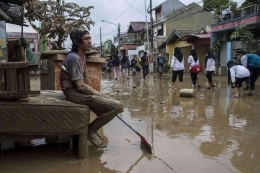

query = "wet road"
(0, 73), (260, 173)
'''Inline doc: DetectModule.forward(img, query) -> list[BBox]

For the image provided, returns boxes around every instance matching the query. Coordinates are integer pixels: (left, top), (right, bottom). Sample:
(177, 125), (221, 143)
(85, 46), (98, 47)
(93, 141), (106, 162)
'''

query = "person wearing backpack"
(170, 47), (184, 89)
(204, 49), (216, 89)
(112, 54), (120, 80)
(187, 49), (201, 88)
(157, 52), (166, 80)
(121, 54), (130, 79)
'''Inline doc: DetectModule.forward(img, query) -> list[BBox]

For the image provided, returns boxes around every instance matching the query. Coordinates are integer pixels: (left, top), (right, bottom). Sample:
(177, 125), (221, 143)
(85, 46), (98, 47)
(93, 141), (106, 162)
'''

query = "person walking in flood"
(136, 55), (141, 75)
(141, 52), (149, 79)
(170, 47), (184, 89)
(157, 52), (166, 80)
(112, 54), (120, 80)
(238, 52), (260, 96)
(131, 55), (137, 76)
(204, 49), (216, 89)
(59, 29), (123, 148)
(227, 60), (250, 97)
(187, 50), (201, 88)
(238, 50), (250, 90)
(121, 53), (130, 79)
(148, 54), (154, 73)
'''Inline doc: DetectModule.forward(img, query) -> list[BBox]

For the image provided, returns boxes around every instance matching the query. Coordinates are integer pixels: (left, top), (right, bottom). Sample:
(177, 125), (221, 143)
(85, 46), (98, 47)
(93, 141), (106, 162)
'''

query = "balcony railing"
(217, 4), (259, 23)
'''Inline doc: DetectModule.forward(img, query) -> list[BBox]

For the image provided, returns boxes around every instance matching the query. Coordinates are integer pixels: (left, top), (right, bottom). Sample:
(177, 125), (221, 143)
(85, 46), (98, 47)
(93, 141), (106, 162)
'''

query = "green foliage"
(230, 26), (256, 53)
(104, 48), (110, 54)
(203, 0), (238, 19)
(110, 44), (118, 54)
(26, 49), (36, 65)
(24, 0), (95, 50)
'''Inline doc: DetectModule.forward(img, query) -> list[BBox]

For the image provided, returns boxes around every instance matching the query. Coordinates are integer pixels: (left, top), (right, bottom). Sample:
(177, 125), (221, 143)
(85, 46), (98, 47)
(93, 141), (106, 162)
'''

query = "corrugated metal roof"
(129, 22), (147, 32)
(0, 8), (11, 21)
(180, 34), (211, 41)
(1, 0), (32, 5)
(165, 30), (199, 44)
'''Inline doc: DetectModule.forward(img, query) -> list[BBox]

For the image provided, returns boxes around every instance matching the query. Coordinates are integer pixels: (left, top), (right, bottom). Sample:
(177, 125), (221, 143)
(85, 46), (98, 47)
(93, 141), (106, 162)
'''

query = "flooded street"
(0, 73), (260, 173)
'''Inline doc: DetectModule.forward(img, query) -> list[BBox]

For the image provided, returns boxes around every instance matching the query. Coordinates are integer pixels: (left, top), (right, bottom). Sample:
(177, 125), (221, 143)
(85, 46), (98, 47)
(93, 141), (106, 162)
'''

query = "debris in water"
(125, 139), (131, 142)
(69, 161), (77, 164)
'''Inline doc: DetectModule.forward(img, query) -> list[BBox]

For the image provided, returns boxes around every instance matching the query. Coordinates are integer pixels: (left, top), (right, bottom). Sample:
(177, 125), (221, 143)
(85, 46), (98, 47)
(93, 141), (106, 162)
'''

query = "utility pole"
(150, 0), (153, 54)
(144, 0), (150, 54)
(118, 23), (120, 57)
(100, 27), (102, 57)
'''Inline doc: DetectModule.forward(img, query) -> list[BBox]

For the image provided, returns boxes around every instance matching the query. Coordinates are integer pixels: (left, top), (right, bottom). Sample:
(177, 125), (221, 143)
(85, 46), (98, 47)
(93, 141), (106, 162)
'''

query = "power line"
(122, 0), (145, 17)
(112, 0), (138, 23)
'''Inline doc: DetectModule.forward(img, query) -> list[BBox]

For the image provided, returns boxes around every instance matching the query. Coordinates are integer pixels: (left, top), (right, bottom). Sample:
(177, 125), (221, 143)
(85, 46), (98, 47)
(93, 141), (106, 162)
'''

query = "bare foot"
(88, 133), (107, 148)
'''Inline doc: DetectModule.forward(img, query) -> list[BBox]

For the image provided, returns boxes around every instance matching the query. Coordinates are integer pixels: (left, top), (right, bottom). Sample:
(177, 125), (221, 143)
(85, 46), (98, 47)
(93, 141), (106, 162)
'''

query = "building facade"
(211, 4), (260, 75)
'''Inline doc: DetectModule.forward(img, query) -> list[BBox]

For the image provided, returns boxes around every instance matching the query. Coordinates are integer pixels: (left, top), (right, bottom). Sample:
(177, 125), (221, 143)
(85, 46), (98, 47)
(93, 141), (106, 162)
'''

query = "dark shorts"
(232, 77), (249, 88)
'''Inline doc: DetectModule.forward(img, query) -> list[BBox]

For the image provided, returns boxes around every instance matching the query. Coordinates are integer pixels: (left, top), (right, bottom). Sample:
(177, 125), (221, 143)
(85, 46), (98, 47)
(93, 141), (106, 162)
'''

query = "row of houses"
(109, 0), (260, 75)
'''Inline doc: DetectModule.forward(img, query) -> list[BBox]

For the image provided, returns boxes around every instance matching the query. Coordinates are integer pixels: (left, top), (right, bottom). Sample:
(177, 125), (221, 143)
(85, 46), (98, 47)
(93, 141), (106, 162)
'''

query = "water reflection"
(1, 74), (260, 173)
(103, 74), (260, 173)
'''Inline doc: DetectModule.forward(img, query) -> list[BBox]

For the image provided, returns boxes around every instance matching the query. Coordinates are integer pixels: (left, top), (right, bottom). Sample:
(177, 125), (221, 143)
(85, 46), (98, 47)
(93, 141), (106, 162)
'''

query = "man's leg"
(249, 68), (260, 94)
(66, 93), (123, 148)
(142, 65), (146, 78)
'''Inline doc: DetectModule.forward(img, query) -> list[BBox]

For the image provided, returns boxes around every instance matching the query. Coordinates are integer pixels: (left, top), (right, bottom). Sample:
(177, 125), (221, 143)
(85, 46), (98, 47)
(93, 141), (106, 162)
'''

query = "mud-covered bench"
(0, 91), (90, 159)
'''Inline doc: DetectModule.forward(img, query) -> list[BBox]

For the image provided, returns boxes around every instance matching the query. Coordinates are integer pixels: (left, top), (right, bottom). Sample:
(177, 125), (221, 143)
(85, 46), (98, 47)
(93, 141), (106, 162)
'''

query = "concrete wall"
(166, 41), (193, 62)
(161, 0), (185, 18)
(166, 4), (214, 38)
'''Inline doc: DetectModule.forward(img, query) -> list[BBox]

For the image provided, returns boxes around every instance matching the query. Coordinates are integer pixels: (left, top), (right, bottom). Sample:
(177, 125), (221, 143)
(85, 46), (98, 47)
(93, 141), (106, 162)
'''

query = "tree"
(110, 44), (118, 55)
(202, 0), (238, 20)
(230, 25), (256, 53)
(24, 0), (95, 50)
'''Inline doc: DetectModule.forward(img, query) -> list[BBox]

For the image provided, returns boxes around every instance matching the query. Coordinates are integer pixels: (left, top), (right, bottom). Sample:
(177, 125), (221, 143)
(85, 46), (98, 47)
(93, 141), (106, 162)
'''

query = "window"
(157, 24), (164, 36)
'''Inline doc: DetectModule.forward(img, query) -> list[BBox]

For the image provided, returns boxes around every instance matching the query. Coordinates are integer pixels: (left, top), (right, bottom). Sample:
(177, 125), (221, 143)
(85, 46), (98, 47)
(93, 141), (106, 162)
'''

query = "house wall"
(153, 22), (167, 37)
(161, 0), (185, 18)
(166, 4), (214, 38)
(166, 41), (193, 64)
(153, 0), (185, 20)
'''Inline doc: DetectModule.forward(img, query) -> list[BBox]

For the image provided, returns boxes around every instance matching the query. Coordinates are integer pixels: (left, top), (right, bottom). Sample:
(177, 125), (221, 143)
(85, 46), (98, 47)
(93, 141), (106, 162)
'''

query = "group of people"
(60, 29), (260, 150)
(169, 47), (260, 98)
(105, 52), (167, 80)
(170, 48), (216, 90)
(228, 51), (260, 97)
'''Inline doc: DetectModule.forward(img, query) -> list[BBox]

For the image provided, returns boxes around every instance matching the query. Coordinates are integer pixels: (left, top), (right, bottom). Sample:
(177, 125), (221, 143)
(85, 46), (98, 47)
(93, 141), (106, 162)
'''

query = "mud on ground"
(0, 73), (260, 173)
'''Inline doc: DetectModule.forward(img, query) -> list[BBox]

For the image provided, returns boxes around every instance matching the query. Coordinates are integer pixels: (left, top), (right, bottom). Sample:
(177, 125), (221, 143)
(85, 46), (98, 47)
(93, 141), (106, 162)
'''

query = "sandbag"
(179, 88), (195, 98)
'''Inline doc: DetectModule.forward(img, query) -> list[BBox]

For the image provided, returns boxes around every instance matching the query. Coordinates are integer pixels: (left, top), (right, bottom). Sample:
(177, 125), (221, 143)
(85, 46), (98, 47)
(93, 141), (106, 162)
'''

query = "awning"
(6, 19), (38, 42)
(165, 30), (198, 45)
(180, 34), (211, 41)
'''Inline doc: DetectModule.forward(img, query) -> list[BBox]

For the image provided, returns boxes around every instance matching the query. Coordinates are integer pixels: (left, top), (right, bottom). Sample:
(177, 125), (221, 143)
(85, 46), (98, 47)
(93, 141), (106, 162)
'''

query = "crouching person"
(227, 60), (250, 98)
(59, 29), (123, 148)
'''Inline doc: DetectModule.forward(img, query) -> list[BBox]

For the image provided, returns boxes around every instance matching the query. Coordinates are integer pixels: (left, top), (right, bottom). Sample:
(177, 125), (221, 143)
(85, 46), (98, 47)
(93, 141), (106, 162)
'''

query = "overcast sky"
(64, 0), (243, 48)
(63, 0), (198, 47)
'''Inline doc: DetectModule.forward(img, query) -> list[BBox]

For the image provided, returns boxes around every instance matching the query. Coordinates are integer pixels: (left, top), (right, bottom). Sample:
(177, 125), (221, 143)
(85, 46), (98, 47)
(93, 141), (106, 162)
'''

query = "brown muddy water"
(0, 73), (260, 173)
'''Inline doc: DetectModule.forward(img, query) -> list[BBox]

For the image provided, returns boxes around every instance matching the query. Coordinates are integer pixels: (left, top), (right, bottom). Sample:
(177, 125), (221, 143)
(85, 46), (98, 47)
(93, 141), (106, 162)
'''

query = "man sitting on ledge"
(59, 29), (123, 148)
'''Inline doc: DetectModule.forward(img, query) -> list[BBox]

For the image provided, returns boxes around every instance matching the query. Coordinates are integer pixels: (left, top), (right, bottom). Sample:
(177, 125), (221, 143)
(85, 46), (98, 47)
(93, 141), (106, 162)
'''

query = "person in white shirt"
(187, 49), (201, 88)
(204, 49), (216, 89)
(227, 60), (250, 97)
(170, 47), (184, 89)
